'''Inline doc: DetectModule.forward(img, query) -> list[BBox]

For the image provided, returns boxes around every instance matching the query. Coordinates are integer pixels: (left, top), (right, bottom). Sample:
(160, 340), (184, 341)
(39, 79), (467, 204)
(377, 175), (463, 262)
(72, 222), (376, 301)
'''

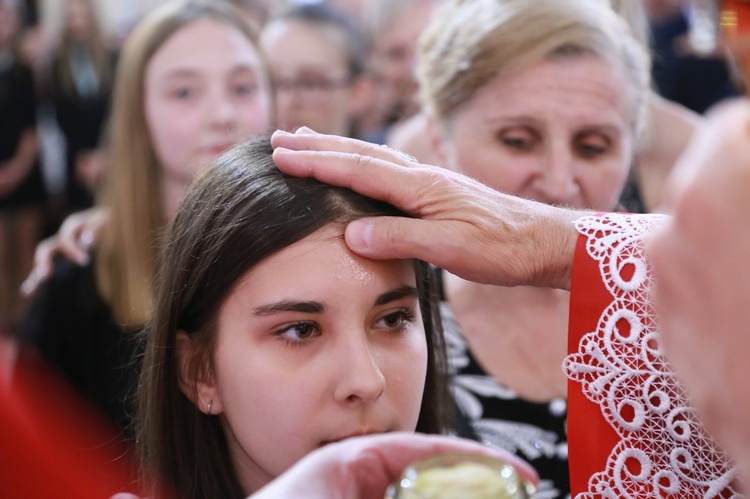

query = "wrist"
(537, 205), (584, 290)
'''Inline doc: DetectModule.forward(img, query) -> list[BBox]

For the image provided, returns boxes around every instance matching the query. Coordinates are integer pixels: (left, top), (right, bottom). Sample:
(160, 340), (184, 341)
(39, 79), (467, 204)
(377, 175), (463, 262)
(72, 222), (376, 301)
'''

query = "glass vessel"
(384, 453), (536, 499)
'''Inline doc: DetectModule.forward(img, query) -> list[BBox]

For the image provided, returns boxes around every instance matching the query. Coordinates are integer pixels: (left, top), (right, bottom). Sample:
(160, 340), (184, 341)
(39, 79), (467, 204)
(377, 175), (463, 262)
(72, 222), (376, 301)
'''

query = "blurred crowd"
(0, 0), (747, 497)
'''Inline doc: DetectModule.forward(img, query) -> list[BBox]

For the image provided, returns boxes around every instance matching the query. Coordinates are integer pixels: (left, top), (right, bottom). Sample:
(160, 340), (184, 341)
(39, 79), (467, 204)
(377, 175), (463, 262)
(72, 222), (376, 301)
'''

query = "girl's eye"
(234, 83), (258, 96)
(275, 321), (320, 346)
(375, 308), (418, 332)
(172, 87), (194, 100)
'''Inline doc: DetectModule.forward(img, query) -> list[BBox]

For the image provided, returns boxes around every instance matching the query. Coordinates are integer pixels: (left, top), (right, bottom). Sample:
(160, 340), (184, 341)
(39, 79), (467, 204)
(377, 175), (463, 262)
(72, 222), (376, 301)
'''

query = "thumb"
(345, 217), (438, 262)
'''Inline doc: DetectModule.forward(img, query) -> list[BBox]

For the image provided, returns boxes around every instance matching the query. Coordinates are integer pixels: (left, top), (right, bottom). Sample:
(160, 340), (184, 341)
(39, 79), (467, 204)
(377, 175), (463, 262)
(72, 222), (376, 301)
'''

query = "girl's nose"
(333, 333), (386, 405)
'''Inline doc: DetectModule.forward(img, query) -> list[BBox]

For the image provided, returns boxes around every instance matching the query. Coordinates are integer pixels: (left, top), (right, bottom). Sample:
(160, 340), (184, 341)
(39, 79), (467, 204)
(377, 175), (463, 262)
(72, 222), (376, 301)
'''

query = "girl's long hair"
(136, 137), (450, 498)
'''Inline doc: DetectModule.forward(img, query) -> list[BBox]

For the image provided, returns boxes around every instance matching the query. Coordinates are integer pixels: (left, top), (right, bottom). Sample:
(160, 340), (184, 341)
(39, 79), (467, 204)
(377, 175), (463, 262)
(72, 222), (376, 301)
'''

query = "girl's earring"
(206, 400), (213, 415)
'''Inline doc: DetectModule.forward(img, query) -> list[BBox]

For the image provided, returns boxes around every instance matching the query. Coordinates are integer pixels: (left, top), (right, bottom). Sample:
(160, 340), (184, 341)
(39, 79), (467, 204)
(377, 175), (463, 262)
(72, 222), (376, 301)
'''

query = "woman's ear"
(175, 331), (223, 415)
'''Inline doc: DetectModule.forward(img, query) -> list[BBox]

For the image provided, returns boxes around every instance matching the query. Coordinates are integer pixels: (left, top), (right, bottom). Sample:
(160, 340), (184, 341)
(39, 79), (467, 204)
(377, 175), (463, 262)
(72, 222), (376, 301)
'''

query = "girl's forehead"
(237, 226), (417, 291)
(152, 17), (257, 63)
(144, 18), (262, 83)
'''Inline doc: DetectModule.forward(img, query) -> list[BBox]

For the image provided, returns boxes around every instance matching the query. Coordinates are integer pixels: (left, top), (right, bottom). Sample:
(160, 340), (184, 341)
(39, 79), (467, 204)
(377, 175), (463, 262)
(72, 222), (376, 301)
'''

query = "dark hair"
(273, 3), (369, 77)
(136, 137), (449, 498)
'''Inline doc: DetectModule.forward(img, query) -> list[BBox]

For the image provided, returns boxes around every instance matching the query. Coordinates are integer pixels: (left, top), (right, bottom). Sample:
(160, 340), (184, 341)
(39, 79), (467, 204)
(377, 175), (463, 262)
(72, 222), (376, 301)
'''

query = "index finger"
(271, 129), (419, 167)
(271, 132), (442, 216)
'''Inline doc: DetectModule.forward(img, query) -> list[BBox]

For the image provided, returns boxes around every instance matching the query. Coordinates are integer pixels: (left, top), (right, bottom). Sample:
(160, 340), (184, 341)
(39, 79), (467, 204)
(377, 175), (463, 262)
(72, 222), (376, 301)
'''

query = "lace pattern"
(564, 213), (741, 498)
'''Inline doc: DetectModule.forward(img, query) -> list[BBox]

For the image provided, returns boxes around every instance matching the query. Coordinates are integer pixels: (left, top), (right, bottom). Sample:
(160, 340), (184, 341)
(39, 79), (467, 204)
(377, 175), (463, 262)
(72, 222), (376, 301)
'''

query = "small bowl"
(384, 453), (536, 499)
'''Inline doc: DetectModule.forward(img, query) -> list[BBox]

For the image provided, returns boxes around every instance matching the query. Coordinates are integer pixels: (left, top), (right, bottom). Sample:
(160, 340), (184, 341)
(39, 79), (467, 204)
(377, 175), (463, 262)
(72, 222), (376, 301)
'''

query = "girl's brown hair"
(137, 137), (450, 498)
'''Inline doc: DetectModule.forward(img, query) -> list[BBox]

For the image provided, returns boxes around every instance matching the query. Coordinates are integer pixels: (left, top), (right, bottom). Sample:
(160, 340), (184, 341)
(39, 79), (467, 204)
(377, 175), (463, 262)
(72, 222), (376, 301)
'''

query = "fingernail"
(272, 129), (292, 137)
(295, 126), (318, 135)
(347, 220), (373, 250)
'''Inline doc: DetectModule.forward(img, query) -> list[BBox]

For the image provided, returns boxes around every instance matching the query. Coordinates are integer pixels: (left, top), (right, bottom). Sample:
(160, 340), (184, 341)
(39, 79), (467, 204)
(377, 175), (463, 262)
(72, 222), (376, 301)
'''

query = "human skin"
(270, 128), (582, 289)
(369, 0), (435, 120)
(648, 98), (750, 485)
(179, 225), (429, 493)
(261, 19), (357, 135)
(20, 17), (274, 295)
(250, 432), (539, 499)
(145, 18), (272, 218)
(431, 55), (635, 212)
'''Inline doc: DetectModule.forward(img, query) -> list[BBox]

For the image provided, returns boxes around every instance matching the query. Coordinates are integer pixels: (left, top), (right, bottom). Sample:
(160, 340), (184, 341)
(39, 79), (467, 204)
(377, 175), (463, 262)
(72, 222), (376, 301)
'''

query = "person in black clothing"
(0, 0), (46, 333)
(51, 0), (117, 212)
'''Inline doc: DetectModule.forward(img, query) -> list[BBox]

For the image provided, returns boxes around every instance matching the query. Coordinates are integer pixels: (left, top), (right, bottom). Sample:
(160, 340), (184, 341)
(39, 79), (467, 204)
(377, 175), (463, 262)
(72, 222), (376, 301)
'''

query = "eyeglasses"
(274, 75), (353, 101)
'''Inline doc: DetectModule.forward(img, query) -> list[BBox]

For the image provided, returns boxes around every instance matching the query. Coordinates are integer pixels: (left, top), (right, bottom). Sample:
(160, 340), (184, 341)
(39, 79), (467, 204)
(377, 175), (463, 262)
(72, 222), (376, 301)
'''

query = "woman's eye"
(577, 142), (608, 158)
(276, 322), (319, 345)
(575, 133), (611, 158)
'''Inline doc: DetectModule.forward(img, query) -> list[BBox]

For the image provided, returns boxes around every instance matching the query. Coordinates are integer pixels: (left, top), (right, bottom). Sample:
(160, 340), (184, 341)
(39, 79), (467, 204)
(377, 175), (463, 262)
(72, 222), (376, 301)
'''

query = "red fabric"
(567, 232), (619, 496)
(0, 348), (138, 498)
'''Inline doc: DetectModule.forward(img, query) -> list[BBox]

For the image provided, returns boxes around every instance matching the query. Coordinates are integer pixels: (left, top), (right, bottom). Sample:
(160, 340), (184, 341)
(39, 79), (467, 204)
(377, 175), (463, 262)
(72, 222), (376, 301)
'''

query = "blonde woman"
(267, 0), (741, 490)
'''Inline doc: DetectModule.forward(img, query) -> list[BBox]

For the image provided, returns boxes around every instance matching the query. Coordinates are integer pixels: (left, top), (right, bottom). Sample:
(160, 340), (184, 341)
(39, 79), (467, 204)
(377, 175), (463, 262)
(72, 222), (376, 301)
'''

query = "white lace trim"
(563, 213), (741, 498)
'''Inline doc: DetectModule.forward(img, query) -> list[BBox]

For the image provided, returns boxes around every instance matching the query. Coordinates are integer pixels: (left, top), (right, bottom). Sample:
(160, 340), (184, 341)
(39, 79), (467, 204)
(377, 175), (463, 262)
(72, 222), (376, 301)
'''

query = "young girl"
(19, 0), (273, 442)
(136, 137), (449, 498)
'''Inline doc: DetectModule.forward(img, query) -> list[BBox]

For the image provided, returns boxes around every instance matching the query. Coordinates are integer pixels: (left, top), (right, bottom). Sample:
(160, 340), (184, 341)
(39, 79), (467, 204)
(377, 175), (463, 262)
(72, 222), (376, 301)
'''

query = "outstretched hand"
(271, 128), (582, 289)
(251, 432), (538, 499)
(20, 207), (107, 298)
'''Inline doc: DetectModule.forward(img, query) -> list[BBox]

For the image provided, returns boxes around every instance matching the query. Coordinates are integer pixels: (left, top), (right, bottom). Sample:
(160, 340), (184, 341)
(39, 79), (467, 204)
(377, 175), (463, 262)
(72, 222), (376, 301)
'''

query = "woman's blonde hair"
(417, 0), (651, 137)
(96, 0), (266, 327)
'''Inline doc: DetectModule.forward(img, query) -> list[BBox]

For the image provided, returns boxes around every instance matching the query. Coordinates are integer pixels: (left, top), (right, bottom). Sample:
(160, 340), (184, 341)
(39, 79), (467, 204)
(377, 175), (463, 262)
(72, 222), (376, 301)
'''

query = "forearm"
(1, 129), (38, 181)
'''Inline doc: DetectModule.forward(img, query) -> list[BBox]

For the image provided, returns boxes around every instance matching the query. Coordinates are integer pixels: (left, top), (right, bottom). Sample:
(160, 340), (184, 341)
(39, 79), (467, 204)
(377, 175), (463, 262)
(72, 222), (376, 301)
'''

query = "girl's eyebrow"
(253, 300), (325, 316)
(162, 63), (261, 81)
(374, 286), (419, 306)
(251, 286), (419, 317)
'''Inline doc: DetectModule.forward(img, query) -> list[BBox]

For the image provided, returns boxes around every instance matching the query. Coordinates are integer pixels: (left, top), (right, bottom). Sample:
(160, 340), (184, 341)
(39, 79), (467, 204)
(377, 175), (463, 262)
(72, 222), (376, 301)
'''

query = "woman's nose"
(536, 147), (579, 204)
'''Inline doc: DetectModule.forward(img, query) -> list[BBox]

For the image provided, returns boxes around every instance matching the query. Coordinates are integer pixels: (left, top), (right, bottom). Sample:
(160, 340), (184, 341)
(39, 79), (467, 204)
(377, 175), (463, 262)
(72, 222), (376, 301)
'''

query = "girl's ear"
(175, 331), (224, 415)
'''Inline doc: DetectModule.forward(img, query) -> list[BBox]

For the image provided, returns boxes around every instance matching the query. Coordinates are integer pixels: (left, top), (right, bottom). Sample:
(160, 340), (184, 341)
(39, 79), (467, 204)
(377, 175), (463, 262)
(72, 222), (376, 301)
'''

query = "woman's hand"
(271, 128), (582, 289)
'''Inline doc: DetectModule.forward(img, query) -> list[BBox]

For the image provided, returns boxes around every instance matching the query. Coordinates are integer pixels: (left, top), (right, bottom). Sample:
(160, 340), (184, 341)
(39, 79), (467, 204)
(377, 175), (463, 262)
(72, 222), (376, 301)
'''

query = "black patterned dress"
(442, 301), (570, 499)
